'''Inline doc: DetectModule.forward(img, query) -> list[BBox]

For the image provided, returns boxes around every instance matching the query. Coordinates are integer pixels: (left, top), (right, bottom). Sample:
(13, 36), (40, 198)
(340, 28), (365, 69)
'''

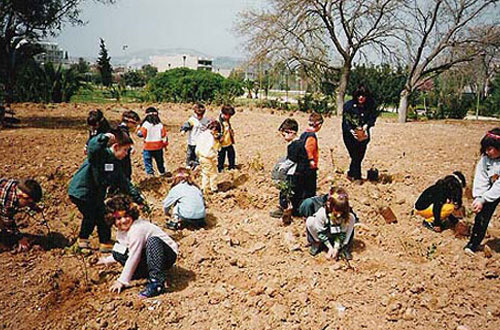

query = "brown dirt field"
(0, 103), (499, 330)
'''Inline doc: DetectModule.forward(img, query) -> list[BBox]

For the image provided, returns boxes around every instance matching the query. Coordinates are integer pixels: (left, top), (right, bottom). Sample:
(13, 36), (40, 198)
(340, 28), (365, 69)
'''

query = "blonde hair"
(171, 167), (199, 188)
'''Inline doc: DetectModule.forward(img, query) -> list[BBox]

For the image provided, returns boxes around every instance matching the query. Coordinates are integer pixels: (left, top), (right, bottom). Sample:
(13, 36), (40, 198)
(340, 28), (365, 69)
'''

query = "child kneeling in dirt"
(0, 178), (43, 251)
(98, 195), (178, 298)
(163, 167), (206, 230)
(68, 129), (144, 253)
(306, 187), (355, 260)
(414, 171), (466, 232)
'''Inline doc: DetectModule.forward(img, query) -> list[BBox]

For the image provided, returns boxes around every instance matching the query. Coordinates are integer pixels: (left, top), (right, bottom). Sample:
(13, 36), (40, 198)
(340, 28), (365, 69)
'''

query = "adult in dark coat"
(342, 86), (378, 181)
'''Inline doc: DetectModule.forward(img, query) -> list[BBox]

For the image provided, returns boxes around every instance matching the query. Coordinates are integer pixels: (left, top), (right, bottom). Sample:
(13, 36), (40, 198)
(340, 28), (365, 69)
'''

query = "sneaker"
(166, 220), (182, 230)
(77, 238), (90, 249)
(99, 242), (114, 253)
(464, 247), (476, 256)
(309, 243), (321, 256)
(138, 280), (165, 298)
(269, 208), (284, 218)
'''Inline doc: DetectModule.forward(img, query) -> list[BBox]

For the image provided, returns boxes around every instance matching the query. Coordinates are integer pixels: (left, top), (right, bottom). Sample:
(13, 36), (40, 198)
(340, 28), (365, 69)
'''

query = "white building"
(34, 42), (66, 65)
(150, 54), (213, 72)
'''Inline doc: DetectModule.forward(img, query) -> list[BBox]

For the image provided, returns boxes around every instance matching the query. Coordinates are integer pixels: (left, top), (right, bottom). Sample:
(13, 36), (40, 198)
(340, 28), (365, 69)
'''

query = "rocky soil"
(0, 103), (498, 330)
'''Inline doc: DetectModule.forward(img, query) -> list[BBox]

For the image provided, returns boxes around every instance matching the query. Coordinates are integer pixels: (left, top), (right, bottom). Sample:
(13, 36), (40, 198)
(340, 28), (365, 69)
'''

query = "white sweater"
(473, 155), (500, 204)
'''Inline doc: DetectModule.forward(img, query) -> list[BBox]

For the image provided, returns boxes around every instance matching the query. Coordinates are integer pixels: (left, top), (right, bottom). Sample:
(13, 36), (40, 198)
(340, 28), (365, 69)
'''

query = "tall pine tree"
(97, 38), (113, 87)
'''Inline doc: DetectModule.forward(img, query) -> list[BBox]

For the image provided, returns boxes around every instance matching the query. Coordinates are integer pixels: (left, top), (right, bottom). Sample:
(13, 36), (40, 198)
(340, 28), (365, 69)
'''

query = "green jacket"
(68, 134), (143, 203)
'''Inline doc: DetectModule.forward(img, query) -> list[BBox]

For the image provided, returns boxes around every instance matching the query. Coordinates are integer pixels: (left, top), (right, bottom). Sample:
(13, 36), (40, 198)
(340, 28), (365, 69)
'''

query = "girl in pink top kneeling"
(98, 195), (178, 298)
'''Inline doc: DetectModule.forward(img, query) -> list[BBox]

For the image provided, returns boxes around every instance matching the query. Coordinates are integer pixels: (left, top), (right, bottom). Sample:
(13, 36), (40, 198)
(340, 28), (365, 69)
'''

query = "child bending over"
(163, 167), (206, 230)
(0, 178), (42, 251)
(196, 120), (222, 193)
(98, 195), (178, 298)
(68, 128), (144, 253)
(306, 187), (355, 260)
(465, 128), (500, 254)
(414, 171), (466, 232)
(137, 107), (168, 177)
(180, 103), (210, 169)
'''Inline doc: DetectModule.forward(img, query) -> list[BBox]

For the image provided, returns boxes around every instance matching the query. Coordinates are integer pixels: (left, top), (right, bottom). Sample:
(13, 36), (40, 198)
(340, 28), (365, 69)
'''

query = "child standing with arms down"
(465, 128), (500, 254)
(68, 129), (144, 252)
(296, 112), (323, 204)
(137, 107), (168, 177)
(218, 105), (236, 172)
(98, 195), (178, 298)
(306, 187), (356, 260)
(180, 103), (210, 169)
(163, 167), (206, 230)
(0, 178), (43, 251)
(118, 110), (141, 180)
(196, 121), (222, 193)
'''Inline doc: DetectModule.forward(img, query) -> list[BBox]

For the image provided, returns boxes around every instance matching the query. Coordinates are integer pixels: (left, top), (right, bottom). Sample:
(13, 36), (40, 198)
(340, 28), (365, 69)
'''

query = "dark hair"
(208, 120), (222, 133)
(18, 179), (42, 203)
(326, 187), (350, 225)
(435, 171), (466, 207)
(194, 103), (206, 115)
(87, 109), (111, 132)
(221, 105), (235, 116)
(142, 107), (161, 125)
(110, 127), (133, 146)
(122, 110), (140, 124)
(480, 128), (500, 155)
(278, 118), (299, 132)
(353, 85), (372, 100)
(308, 112), (324, 127)
(105, 195), (140, 226)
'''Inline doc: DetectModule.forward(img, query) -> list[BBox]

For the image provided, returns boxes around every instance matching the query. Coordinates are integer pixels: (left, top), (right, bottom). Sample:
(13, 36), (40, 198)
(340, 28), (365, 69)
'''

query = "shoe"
(309, 243), (321, 256)
(269, 208), (284, 218)
(78, 238), (90, 249)
(99, 242), (114, 253)
(138, 279), (165, 298)
(464, 247), (476, 256)
(166, 220), (182, 230)
(422, 220), (436, 232)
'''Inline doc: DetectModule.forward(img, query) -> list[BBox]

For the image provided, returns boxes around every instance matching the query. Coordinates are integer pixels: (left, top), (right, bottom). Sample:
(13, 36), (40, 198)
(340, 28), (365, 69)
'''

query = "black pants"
(218, 145), (236, 172)
(290, 171), (317, 216)
(113, 236), (177, 283)
(70, 196), (110, 243)
(467, 198), (500, 251)
(343, 131), (369, 180)
(186, 145), (199, 168)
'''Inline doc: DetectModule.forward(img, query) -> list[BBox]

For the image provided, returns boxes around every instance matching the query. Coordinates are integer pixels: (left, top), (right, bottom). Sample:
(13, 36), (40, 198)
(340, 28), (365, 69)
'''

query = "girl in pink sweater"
(98, 195), (178, 298)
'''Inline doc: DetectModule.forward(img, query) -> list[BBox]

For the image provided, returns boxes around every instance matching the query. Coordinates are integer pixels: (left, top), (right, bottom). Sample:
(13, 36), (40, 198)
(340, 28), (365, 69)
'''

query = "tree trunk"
(398, 88), (410, 123)
(336, 61), (351, 116)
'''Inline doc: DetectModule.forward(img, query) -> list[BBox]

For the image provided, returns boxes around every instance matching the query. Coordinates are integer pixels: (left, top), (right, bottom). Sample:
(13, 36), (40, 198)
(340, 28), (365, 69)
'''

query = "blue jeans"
(143, 149), (165, 175)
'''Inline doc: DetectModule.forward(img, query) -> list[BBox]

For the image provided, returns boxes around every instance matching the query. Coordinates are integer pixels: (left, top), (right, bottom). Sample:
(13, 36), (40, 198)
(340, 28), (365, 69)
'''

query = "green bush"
(146, 68), (243, 103)
(297, 92), (333, 113)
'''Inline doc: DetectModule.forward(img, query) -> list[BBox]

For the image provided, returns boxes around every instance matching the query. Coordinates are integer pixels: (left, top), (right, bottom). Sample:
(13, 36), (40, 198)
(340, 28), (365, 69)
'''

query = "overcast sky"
(54, 0), (265, 58)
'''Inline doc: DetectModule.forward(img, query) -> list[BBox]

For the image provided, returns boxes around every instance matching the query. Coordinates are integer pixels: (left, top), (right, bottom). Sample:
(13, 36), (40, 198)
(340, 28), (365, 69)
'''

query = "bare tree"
(396, 0), (498, 123)
(235, 0), (402, 114)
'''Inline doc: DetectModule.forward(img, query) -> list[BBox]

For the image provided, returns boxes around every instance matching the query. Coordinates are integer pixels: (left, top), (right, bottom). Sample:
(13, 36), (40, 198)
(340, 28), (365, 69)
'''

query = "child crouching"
(306, 187), (355, 260)
(98, 195), (178, 298)
(163, 167), (206, 230)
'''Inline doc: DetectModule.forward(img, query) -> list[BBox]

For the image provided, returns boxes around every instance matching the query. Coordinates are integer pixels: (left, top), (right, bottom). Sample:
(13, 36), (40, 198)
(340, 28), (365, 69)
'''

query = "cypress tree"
(97, 38), (113, 87)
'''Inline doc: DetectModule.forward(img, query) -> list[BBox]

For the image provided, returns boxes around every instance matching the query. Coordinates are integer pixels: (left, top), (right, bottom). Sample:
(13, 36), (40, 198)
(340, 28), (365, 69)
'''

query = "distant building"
(151, 54), (213, 72)
(34, 42), (67, 65)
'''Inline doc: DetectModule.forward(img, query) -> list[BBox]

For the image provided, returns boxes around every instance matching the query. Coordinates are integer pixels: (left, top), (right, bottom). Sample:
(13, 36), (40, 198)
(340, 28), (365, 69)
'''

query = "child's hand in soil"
(326, 247), (339, 260)
(16, 237), (31, 252)
(472, 199), (483, 213)
(110, 280), (124, 294)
